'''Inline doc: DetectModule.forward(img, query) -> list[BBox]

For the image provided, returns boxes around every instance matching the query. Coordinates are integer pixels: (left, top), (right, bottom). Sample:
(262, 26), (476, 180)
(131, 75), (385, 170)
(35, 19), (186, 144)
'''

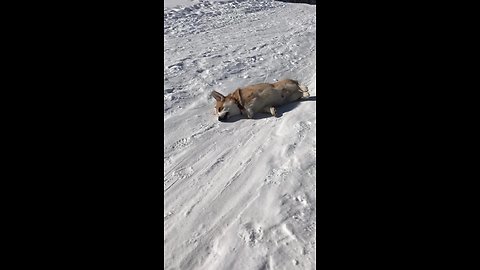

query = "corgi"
(211, 79), (310, 121)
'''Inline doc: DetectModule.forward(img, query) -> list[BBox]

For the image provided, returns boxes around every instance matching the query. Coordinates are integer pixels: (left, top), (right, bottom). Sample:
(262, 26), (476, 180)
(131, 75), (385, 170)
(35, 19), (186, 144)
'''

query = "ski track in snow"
(164, 1), (316, 269)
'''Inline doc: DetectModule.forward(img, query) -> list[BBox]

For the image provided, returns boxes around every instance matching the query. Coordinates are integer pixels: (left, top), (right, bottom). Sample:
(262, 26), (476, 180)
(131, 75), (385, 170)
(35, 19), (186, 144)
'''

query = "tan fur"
(211, 79), (309, 121)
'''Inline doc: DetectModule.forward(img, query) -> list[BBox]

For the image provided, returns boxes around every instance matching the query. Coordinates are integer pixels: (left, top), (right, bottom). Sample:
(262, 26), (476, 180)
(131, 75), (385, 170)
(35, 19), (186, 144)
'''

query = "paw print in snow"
(239, 222), (263, 247)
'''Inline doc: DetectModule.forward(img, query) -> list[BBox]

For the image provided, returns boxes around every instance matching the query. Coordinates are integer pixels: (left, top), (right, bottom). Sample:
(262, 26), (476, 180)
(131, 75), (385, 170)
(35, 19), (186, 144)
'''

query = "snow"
(164, 0), (226, 8)
(164, 0), (196, 8)
(164, 0), (316, 269)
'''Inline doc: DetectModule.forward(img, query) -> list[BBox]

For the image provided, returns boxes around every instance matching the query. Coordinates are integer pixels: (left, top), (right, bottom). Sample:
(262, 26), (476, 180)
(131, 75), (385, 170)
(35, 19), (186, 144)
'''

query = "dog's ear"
(211, 91), (225, 102)
(232, 88), (241, 102)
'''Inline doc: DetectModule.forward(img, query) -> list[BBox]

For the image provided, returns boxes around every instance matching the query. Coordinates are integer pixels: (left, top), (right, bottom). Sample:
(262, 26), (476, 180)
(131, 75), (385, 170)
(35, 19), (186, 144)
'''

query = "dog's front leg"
(263, 107), (277, 117)
(246, 108), (254, 119)
(245, 97), (257, 119)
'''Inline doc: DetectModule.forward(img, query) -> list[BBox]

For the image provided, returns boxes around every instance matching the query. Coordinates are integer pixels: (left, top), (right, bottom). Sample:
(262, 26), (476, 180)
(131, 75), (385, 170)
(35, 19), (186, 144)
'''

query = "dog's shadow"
(224, 96), (316, 122)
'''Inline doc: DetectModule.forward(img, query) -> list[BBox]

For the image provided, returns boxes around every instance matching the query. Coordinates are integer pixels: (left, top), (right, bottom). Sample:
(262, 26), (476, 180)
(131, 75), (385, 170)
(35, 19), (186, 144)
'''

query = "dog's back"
(240, 79), (307, 110)
(241, 79), (298, 91)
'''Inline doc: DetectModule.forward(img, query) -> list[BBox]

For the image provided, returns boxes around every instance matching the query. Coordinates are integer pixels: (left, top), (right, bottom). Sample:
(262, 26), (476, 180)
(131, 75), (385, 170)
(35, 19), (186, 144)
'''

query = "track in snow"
(164, 1), (316, 269)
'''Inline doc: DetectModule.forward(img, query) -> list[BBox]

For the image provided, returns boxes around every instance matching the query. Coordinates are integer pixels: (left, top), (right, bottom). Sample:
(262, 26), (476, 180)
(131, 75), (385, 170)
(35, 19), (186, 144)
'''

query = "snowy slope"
(164, 0), (197, 8)
(164, 1), (316, 269)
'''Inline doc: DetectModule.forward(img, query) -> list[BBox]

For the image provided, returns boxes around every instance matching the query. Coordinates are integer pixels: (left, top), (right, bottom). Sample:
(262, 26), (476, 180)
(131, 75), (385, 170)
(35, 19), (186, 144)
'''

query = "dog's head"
(211, 90), (242, 121)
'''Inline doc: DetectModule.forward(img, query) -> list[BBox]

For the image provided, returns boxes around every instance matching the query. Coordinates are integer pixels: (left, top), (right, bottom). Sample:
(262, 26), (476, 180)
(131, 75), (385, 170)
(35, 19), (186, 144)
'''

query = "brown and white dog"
(211, 79), (310, 121)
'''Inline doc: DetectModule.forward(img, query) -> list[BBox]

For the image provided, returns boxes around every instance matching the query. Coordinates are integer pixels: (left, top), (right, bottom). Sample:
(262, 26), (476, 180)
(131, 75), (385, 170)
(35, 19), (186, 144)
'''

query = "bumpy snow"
(164, 0), (316, 269)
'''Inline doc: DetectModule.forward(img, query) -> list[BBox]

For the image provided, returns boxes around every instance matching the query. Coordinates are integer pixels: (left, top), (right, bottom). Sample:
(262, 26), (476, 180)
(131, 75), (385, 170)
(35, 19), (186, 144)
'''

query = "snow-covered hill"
(164, 1), (316, 269)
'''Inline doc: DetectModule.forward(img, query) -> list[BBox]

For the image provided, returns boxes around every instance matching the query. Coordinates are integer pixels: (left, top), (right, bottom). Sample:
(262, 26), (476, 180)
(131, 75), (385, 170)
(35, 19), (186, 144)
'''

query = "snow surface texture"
(164, 0), (198, 8)
(164, 0), (316, 269)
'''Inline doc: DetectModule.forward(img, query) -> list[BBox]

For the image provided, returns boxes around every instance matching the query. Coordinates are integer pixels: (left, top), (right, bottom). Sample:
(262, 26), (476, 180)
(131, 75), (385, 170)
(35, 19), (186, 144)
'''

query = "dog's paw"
(246, 109), (254, 119)
(270, 107), (277, 117)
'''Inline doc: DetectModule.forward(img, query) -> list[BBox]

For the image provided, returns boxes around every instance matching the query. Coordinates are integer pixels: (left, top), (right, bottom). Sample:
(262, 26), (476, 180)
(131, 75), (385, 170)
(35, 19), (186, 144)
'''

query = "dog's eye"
(219, 106), (223, 111)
